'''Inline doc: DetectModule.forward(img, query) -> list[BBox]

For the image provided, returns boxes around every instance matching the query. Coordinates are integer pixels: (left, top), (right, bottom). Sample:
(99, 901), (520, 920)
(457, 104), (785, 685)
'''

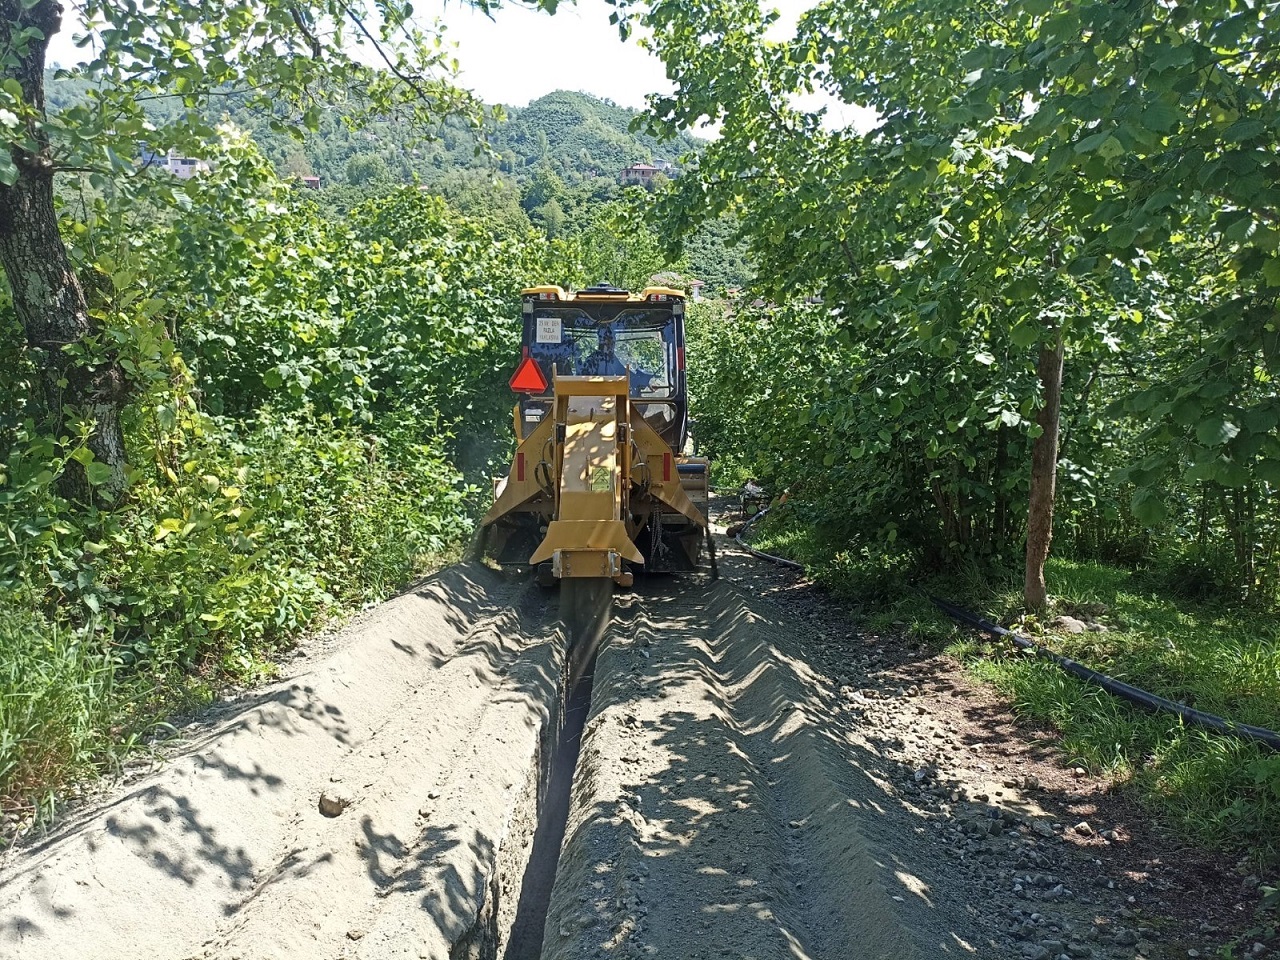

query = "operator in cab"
(581, 325), (626, 376)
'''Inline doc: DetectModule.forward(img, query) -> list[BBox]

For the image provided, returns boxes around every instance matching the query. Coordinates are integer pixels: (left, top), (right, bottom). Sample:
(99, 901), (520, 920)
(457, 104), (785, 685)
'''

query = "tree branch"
(346, 12), (435, 106)
(289, 4), (323, 60)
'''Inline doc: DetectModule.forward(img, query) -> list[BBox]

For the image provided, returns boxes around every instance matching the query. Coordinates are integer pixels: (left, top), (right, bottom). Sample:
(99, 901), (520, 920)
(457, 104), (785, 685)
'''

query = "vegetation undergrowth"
(750, 511), (1280, 867)
(0, 410), (470, 826)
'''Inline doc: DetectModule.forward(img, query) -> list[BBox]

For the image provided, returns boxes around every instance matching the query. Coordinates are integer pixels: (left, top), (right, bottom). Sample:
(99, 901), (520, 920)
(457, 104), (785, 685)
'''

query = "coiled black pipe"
(931, 596), (1280, 753)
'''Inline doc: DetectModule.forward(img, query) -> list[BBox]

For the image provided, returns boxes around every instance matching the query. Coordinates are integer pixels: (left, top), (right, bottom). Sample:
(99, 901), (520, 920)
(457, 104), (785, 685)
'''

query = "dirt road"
(0, 535), (1253, 958)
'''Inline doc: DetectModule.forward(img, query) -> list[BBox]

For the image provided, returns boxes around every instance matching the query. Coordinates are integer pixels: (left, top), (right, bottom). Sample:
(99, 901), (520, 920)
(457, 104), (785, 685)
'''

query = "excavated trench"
(499, 580), (610, 960)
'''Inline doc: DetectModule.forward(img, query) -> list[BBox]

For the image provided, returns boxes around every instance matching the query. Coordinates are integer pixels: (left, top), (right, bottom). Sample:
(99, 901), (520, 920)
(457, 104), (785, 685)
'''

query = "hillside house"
(620, 162), (660, 184)
(159, 149), (209, 179)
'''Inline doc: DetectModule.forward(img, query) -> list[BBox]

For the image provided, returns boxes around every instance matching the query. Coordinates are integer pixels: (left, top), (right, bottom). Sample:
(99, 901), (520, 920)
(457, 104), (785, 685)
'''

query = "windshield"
(527, 307), (676, 399)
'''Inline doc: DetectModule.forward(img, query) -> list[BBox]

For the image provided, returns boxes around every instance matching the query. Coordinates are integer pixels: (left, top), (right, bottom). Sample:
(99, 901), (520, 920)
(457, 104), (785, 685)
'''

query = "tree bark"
(0, 0), (129, 506)
(1024, 327), (1065, 614)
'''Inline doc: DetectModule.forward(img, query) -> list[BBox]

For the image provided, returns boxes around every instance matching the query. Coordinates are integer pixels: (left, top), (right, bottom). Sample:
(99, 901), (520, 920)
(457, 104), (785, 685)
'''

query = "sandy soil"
(0, 564), (564, 960)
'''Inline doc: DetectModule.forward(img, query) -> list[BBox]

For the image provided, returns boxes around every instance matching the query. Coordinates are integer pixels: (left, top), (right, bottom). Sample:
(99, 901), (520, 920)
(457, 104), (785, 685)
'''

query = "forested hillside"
(45, 74), (749, 285)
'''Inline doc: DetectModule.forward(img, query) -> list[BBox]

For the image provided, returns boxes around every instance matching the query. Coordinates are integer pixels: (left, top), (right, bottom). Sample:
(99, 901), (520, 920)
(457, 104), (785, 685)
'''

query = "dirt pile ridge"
(541, 578), (967, 959)
(0, 564), (563, 960)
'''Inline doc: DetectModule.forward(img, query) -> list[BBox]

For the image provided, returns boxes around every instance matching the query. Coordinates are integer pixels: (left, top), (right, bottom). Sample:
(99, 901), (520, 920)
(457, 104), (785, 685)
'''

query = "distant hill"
(43, 76), (752, 293)
(496, 91), (697, 182)
(44, 74), (698, 190)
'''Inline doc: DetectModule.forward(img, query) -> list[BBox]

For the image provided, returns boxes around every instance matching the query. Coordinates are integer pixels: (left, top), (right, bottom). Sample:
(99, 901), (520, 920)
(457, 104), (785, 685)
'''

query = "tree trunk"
(1024, 328), (1065, 614)
(0, 0), (129, 507)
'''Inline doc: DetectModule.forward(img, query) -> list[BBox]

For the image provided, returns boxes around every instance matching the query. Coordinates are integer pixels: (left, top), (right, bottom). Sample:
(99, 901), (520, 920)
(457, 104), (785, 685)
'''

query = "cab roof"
(522, 284), (685, 301)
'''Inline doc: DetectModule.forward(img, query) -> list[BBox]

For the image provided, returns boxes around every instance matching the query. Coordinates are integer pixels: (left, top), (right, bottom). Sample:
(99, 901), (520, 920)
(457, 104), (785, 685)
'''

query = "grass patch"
(961, 558), (1280, 866)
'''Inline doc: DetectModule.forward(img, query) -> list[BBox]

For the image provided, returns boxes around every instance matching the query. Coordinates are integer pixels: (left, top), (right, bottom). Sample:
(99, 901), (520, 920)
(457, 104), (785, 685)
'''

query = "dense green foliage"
(670, 0), (1280, 859)
(0, 120), (626, 818)
(658, 0), (1280, 599)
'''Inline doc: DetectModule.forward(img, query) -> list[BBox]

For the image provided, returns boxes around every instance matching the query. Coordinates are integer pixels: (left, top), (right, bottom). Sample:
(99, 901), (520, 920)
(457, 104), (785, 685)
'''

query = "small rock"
(1074, 821), (1094, 836)
(347, 929), (366, 941)
(1051, 615), (1087, 634)
(319, 790), (353, 817)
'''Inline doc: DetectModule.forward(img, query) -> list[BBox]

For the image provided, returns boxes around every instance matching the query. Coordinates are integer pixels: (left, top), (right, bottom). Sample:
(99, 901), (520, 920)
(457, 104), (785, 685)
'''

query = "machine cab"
(512, 283), (689, 451)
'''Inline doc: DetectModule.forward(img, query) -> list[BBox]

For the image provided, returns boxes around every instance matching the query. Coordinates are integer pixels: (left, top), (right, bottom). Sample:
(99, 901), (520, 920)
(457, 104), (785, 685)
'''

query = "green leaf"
(1141, 101), (1180, 133)
(1010, 323), (1038, 348)
(1262, 258), (1280, 287)
(84, 462), (114, 486)
(1256, 460), (1280, 485)
(1226, 119), (1265, 143)
(1130, 488), (1168, 526)
(1074, 131), (1111, 154)
(1196, 417), (1240, 446)
(1098, 136), (1125, 161)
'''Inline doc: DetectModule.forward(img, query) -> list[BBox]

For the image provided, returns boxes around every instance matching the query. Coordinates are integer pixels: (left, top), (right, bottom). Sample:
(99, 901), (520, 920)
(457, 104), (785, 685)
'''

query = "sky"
(46, 0), (877, 130)
(421, 0), (668, 109)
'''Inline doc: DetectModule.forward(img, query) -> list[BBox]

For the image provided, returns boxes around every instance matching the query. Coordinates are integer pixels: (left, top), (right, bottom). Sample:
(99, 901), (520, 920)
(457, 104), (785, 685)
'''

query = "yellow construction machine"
(476, 283), (715, 589)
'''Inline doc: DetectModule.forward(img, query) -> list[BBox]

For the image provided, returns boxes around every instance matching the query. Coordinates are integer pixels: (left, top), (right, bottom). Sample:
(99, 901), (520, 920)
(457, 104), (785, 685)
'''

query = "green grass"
(0, 412), (472, 831)
(750, 516), (1280, 867)
(966, 558), (1280, 866)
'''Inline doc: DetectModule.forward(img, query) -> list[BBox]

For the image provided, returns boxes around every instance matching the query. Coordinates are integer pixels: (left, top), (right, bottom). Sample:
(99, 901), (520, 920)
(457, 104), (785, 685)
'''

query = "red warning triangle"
(509, 356), (549, 394)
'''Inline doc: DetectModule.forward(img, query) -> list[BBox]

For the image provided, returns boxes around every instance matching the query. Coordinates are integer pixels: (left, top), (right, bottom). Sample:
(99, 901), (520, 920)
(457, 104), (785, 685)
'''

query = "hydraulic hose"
(931, 596), (1280, 753)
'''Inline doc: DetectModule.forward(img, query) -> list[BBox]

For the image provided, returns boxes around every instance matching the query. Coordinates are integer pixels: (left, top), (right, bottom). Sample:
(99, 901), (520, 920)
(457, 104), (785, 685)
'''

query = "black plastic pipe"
(931, 596), (1280, 753)
(733, 505), (804, 571)
(728, 500), (1280, 753)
